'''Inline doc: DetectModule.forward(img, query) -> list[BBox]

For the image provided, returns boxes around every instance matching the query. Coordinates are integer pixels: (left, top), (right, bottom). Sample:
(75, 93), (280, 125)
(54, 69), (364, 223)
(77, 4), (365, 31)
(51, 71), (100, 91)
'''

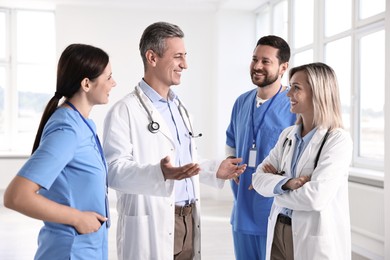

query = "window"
(292, 0), (313, 49)
(358, 30), (384, 162)
(255, 0), (386, 173)
(272, 1), (288, 40)
(0, 8), (55, 156)
(325, 37), (351, 131)
(359, 0), (385, 19)
(325, 0), (351, 37)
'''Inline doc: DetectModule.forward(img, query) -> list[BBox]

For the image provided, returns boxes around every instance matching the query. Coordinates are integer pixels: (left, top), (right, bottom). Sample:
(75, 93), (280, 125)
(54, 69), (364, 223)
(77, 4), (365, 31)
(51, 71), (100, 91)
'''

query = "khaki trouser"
(271, 214), (294, 260)
(174, 204), (194, 260)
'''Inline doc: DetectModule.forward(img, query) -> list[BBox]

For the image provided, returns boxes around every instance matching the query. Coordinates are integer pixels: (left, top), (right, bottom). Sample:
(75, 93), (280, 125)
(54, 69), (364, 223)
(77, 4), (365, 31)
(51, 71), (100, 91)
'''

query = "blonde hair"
(289, 62), (344, 130)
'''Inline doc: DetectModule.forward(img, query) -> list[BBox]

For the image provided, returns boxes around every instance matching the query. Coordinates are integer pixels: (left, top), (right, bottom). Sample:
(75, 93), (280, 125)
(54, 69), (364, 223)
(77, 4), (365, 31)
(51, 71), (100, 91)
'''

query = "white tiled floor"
(0, 190), (235, 260)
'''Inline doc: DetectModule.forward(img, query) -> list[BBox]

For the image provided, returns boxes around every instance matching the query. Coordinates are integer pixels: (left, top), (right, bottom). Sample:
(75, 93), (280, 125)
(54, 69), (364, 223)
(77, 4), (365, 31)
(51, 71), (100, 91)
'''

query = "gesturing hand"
(160, 156), (200, 180)
(217, 157), (246, 180)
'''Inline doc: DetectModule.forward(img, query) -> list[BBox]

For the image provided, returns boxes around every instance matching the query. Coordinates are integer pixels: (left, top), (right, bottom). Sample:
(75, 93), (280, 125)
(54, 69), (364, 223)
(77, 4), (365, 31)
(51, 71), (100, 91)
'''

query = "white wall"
(349, 182), (384, 259)
(54, 5), (256, 161)
(0, 3), (387, 259)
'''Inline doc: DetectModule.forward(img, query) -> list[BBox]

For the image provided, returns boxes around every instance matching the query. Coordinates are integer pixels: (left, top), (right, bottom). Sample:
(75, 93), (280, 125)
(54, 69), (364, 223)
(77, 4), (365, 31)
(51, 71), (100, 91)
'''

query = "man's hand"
(160, 156), (200, 180)
(216, 157), (246, 180)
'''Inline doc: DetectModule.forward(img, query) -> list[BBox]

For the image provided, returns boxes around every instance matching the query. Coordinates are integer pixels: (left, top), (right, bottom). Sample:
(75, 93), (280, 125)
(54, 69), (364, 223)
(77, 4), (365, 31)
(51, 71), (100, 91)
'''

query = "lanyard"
(251, 85), (282, 146)
(65, 101), (110, 227)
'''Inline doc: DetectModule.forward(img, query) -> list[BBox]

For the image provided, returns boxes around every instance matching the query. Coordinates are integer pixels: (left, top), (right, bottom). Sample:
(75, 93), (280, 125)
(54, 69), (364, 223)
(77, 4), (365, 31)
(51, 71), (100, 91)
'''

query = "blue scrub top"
(18, 107), (108, 260)
(226, 88), (296, 236)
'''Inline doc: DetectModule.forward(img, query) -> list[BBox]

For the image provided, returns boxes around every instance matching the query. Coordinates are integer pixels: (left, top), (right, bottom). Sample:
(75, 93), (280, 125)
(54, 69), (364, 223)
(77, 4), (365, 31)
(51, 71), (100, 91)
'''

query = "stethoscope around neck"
(135, 86), (202, 138)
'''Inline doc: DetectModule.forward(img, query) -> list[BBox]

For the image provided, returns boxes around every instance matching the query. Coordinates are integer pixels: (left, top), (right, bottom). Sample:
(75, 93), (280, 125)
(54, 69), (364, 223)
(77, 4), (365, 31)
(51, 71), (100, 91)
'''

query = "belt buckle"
(278, 214), (291, 225)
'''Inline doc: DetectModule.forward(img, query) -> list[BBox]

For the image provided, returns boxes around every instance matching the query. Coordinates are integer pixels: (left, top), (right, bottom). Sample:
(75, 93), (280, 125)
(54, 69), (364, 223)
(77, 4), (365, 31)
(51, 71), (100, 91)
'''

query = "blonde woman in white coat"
(103, 22), (246, 260)
(252, 62), (352, 260)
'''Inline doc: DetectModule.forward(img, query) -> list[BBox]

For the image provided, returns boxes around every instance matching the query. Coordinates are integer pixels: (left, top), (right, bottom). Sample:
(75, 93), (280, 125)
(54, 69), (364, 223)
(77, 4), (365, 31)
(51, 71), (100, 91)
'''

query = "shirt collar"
(294, 124), (317, 143)
(139, 79), (178, 103)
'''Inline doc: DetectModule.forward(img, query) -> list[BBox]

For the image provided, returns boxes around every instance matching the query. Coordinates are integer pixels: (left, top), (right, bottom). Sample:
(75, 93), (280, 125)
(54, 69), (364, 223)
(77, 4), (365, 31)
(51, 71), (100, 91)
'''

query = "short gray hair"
(139, 21), (184, 70)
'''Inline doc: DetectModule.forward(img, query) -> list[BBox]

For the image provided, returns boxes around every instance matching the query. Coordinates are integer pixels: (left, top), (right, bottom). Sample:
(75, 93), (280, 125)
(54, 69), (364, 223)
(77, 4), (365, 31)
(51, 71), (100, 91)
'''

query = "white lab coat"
(252, 126), (352, 260)
(103, 86), (225, 260)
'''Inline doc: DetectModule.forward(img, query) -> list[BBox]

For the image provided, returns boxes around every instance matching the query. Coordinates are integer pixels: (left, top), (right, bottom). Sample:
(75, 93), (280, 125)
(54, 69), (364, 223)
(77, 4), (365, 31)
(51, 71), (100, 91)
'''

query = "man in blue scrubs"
(225, 35), (296, 260)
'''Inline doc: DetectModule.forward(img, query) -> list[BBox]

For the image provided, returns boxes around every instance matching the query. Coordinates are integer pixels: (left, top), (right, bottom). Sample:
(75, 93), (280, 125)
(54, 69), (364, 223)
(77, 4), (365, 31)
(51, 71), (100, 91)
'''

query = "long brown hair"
(32, 44), (109, 154)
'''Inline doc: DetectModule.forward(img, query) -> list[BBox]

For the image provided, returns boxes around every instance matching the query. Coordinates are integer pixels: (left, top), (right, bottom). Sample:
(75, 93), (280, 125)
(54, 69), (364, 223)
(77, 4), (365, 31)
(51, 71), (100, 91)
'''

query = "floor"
(0, 189), (370, 260)
(0, 190), (235, 260)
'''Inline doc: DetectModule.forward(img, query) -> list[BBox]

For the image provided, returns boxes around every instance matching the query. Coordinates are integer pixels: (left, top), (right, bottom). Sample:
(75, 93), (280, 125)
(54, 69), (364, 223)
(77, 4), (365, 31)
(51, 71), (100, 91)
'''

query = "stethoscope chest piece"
(148, 121), (160, 133)
(135, 85), (201, 137)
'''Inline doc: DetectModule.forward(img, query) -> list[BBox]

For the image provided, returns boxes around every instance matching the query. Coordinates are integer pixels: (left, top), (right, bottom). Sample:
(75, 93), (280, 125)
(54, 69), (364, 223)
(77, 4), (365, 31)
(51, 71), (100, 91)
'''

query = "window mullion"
(313, 0), (324, 62)
(9, 9), (18, 151)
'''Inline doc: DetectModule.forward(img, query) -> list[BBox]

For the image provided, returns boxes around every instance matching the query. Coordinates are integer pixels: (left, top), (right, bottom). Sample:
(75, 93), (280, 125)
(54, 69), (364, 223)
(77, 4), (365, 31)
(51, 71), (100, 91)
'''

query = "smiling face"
(287, 70), (314, 119)
(87, 62), (116, 105)
(154, 37), (188, 88)
(250, 45), (287, 88)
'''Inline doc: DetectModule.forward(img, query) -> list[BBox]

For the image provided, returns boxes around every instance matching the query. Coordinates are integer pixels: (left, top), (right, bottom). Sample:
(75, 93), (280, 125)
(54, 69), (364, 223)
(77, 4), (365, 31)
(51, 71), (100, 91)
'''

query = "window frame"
(0, 7), (55, 157)
(255, 0), (386, 181)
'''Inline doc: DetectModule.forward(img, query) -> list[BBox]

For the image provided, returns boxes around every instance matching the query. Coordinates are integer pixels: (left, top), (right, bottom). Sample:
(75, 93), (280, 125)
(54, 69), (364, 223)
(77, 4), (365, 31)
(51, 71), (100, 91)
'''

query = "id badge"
(248, 146), (257, 168)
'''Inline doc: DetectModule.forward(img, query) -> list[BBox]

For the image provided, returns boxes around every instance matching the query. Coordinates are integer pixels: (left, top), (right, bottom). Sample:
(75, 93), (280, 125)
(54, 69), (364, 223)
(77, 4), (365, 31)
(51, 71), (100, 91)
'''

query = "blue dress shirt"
(139, 80), (195, 206)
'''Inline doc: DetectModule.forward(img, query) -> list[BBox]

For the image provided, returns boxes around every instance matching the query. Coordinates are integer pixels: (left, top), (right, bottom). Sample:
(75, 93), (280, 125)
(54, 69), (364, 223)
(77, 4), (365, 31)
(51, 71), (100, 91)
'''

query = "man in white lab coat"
(103, 21), (246, 260)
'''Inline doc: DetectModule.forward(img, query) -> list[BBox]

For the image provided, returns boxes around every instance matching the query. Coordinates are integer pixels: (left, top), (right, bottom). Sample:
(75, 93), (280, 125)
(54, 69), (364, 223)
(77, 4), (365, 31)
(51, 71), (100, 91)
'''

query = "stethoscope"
(135, 86), (202, 138)
(277, 128), (330, 175)
(275, 136), (293, 175)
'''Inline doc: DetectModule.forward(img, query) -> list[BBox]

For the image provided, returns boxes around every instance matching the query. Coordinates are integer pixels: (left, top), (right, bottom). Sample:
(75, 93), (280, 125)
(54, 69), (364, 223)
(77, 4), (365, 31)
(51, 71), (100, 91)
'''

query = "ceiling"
(1, 0), (267, 11)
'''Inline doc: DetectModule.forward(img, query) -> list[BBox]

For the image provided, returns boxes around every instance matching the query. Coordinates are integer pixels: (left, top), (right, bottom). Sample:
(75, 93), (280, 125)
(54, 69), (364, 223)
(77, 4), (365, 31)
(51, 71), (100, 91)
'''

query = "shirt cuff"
(274, 178), (290, 194)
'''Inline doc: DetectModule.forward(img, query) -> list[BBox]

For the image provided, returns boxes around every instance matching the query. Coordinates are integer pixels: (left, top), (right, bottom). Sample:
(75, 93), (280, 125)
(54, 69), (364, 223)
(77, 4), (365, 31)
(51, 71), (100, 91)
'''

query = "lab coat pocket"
(299, 235), (331, 260)
(70, 223), (106, 260)
(123, 215), (155, 259)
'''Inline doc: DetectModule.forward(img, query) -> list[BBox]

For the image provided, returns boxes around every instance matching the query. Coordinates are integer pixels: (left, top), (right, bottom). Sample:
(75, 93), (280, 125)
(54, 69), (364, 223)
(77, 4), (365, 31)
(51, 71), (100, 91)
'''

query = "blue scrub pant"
(232, 229), (266, 260)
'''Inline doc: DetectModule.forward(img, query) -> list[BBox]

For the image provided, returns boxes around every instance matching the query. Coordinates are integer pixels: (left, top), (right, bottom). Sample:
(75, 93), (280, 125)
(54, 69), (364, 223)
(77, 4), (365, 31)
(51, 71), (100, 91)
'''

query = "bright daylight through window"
(0, 9), (55, 156)
(255, 0), (385, 173)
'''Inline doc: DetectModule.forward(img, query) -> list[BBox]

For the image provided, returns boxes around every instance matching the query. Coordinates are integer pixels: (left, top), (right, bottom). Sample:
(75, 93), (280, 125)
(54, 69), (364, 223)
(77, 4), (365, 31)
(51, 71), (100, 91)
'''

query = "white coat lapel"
(280, 127), (297, 177)
(295, 128), (329, 177)
(134, 87), (175, 145)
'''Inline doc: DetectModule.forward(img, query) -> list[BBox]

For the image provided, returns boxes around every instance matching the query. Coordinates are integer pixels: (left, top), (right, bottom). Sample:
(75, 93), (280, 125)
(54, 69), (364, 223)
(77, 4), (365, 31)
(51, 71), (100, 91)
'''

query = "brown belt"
(277, 214), (292, 225)
(175, 203), (194, 217)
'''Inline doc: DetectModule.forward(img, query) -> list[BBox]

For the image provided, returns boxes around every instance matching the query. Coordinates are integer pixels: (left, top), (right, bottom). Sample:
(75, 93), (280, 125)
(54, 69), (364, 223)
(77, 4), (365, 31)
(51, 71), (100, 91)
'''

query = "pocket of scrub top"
(70, 223), (107, 259)
(123, 215), (155, 259)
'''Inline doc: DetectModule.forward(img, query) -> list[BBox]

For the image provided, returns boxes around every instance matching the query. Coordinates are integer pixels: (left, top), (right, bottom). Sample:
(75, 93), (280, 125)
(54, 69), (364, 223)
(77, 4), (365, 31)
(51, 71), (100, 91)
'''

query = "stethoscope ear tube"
(135, 86), (159, 133)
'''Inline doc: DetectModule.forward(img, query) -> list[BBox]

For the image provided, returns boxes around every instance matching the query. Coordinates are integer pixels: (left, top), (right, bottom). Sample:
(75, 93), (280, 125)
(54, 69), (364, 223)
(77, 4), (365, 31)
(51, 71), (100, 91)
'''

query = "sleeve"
(273, 130), (352, 212)
(17, 116), (79, 190)
(226, 98), (239, 149)
(103, 100), (174, 197)
(225, 145), (236, 158)
(273, 178), (290, 194)
(198, 158), (225, 189)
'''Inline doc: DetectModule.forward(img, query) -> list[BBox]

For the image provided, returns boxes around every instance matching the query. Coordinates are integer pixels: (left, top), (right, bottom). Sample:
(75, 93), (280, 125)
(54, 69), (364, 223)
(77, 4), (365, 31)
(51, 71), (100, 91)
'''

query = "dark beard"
(253, 73), (279, 88)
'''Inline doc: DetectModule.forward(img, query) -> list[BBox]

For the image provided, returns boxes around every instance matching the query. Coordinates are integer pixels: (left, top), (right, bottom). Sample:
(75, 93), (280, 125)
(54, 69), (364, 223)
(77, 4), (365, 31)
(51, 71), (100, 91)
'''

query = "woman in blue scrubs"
(3, 43), (116, 259)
